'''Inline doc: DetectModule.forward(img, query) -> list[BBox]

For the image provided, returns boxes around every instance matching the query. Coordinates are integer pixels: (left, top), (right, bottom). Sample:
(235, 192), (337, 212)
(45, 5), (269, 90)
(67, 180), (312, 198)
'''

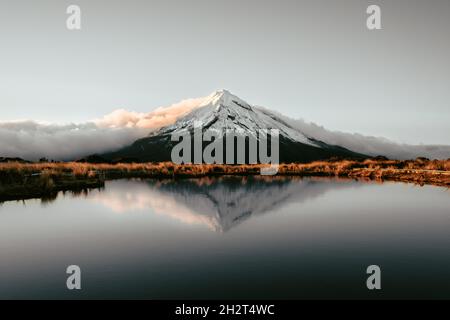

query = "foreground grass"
(1, 159), (449, 201)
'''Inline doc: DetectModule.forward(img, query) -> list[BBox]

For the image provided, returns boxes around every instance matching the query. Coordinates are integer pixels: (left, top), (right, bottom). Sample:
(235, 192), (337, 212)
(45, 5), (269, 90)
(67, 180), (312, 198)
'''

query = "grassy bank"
(1, 159), (449, 201)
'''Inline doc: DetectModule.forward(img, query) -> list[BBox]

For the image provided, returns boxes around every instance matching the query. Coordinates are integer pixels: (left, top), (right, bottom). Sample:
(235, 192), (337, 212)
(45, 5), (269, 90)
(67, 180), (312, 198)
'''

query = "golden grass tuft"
(1, 158), (449, 192)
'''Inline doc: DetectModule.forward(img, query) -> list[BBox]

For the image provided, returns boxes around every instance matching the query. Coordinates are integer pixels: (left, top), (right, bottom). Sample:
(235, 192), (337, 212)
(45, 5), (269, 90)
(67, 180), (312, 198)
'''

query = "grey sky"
(0, 0), (449, 144)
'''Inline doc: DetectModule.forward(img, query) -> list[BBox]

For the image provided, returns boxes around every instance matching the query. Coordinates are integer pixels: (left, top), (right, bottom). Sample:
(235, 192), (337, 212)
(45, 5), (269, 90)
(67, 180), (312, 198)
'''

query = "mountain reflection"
(88, 176), (361, 232)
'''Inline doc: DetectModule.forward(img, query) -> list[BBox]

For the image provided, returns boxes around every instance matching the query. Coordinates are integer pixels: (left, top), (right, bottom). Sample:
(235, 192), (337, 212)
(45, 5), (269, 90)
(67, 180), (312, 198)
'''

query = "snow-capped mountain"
(100, 90), (367, 163)
(150, 89), (316, 146)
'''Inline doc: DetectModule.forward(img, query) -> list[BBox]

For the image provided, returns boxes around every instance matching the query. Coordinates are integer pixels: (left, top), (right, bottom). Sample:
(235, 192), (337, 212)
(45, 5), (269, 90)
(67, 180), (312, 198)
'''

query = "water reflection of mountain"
(89, 176), (361, 233)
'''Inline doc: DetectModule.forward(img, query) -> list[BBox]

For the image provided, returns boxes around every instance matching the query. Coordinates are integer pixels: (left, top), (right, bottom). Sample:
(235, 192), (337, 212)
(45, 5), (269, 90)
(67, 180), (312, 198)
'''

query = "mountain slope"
(101, 90), (367, 163)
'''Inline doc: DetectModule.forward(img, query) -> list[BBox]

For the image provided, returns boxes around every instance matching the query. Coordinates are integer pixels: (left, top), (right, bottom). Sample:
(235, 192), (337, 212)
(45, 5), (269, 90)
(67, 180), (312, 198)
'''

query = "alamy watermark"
(65, 4), (382, 32)
(170, 126), (280, 175)
(66, 5), (81, 30)
(366, 265), (381, 290)
(66, 265), (81, 290)
(367, 5), (382, 30)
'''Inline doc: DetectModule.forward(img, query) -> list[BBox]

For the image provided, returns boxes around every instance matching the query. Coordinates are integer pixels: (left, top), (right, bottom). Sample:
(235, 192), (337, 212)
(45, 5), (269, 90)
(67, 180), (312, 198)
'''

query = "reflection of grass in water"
(39, 188), (105, 205)
(0, 158), (449, 202)
(0, 163), (106, 202)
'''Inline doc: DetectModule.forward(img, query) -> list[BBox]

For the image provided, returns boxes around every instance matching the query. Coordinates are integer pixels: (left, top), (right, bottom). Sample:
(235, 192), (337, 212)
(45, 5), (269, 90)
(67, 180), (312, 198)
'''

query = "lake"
(0, 176), (449, 299)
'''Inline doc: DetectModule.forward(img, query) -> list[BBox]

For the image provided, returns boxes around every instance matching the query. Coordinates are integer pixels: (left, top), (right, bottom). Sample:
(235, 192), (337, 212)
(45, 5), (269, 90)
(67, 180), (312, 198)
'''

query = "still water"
(0, 176), (449, 299)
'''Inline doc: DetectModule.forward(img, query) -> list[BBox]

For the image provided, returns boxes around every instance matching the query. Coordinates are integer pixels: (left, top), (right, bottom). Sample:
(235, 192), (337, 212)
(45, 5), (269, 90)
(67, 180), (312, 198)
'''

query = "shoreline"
(1, 159), (449, 202)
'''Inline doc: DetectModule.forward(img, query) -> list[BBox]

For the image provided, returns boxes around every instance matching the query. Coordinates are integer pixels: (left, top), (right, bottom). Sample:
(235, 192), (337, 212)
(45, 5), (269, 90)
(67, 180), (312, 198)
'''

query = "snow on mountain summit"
(150, 89), (318, 147)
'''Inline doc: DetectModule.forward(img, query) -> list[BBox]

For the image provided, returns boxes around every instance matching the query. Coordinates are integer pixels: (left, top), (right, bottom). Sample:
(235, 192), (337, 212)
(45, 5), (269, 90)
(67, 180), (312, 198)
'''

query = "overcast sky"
(0, 0), (449, 145)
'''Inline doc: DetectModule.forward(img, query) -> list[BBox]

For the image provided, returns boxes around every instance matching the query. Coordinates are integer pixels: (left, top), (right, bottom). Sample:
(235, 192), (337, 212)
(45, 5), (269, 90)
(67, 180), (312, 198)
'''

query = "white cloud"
(0, 120), (146, 161)
(0, 97), (208, 161)
(93, 97), (206, 129)
(258, 107), (450, 160)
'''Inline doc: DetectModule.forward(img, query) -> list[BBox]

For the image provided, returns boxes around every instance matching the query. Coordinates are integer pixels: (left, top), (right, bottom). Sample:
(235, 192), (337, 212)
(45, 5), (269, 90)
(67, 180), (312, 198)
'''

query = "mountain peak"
(203, 89), (252, 112)
(213, 88), (231, 96)
(208, 89), (237, 101)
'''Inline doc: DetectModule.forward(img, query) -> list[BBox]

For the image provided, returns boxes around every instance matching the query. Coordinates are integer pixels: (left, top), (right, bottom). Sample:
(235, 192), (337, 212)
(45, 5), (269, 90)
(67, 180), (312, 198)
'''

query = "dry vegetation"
(1, 158), (449, 201)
